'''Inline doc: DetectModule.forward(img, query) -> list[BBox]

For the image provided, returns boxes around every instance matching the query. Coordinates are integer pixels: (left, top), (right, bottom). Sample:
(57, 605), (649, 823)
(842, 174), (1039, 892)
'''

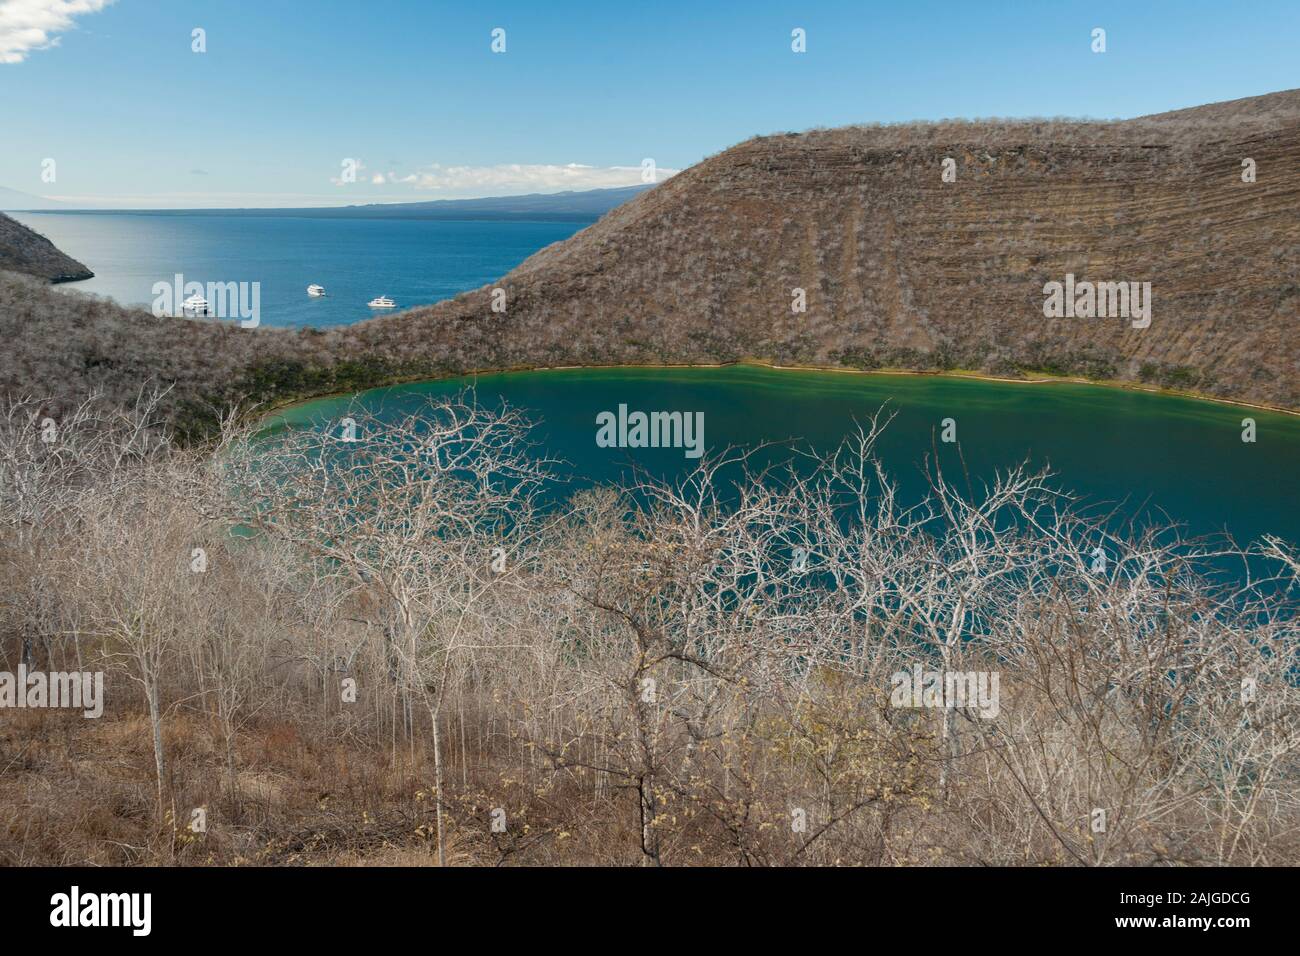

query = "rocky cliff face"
(2, 91), (1297, 430)
(0, 212), (93, 283)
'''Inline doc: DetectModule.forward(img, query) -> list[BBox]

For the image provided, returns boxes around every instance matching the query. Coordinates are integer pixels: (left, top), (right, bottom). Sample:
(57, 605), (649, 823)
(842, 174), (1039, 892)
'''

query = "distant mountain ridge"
(0, 187), (71, 212)
(327, 185), (653, 220)
(17, 185), (654, 221)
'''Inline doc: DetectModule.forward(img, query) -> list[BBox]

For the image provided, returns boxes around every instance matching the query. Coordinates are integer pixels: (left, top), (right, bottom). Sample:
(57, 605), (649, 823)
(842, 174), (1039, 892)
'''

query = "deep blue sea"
(9, 212), (586, 328)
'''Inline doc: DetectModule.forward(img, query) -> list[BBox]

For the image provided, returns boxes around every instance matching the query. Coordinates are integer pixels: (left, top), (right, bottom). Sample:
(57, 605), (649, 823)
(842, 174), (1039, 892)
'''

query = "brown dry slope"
(0, 212), (93, 282)
(339, 88), (1297, 406)
(1, 90), (1296, 427)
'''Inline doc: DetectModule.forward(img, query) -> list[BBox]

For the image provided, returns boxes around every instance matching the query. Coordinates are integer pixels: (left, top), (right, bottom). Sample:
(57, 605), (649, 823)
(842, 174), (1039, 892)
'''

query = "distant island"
(1, 185), (653, 222)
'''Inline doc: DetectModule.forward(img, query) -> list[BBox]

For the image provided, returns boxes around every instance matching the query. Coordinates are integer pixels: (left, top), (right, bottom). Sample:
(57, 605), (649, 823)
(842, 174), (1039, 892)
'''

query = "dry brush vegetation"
(0, 390), (1296, 866)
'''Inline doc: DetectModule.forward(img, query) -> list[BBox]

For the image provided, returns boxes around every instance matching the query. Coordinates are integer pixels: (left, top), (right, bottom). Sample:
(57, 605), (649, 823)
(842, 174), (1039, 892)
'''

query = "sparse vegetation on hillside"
(1, 392), (1296, 866)
(0, 212), (93, 283)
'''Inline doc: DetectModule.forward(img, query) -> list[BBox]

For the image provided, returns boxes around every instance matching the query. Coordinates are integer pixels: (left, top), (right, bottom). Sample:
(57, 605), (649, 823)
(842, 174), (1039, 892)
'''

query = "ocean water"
(9, 212), (586, 328)
(273, 365), (1300, 548)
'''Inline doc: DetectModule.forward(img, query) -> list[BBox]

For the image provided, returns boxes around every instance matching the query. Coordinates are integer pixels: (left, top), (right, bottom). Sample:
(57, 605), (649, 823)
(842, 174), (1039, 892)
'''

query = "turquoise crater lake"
(270, 365), (1300, 548)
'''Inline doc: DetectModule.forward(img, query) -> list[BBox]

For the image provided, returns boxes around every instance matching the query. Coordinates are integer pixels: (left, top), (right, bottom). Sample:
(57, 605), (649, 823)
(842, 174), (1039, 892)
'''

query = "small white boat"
(181, 293), (209, 314)
(367, 295), (396, 308)
(307, 284), (327, 297)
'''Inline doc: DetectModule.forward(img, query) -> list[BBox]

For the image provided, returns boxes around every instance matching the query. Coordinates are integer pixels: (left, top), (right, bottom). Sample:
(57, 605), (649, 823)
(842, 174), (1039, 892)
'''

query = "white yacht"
(367, 295), (396, 308)
(181, 293), (209, 315)
(307, 284), (327, 297)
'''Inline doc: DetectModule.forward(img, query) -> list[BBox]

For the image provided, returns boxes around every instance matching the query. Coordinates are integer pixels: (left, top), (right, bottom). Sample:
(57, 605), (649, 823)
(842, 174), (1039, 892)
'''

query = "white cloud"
(0, 0), (114, 64)
(330, 160), (678, 196)
(400, 162), (678, 195)
(335, 162), (676, 196)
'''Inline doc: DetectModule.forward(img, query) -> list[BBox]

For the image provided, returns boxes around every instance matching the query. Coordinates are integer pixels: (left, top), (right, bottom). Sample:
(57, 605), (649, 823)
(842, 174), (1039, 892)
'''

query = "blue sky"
(1, 0), (1296, 207)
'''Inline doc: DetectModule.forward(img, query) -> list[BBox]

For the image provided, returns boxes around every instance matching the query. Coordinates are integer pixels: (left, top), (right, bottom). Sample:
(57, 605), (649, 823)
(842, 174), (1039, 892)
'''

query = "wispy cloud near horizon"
(0, 0), (114, 64)
(335, 162), (679, 196)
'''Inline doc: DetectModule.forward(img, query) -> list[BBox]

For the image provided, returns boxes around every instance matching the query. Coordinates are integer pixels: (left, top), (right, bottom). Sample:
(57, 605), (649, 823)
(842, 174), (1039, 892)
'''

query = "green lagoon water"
(270, 365), (1300, 547)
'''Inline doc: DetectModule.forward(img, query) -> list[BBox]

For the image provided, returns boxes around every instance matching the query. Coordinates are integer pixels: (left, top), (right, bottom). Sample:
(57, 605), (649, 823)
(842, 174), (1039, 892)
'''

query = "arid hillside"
(352, 88), (1298, 406)
(1, 90), (1296, 428)
(0, 212), (93, 283)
